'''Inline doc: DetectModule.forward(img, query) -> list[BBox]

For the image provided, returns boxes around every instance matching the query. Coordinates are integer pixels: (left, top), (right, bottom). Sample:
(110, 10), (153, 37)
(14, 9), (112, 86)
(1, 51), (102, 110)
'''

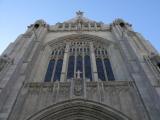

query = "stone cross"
(76, 70), (82, 79)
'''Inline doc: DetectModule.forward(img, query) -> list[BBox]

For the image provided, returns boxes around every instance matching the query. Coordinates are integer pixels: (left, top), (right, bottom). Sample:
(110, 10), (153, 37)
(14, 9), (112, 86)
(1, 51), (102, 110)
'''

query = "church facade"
(0, 11), (160, 120)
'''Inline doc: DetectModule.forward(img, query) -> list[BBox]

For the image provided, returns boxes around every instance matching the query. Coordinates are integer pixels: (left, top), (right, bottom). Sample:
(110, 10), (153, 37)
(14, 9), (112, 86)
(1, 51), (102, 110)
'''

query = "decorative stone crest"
(73, 70), (83, 96)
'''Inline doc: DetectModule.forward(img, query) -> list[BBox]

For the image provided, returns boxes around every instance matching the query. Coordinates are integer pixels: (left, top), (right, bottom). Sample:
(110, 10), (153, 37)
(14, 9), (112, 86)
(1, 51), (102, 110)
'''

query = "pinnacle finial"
(76, 10), (84, 18)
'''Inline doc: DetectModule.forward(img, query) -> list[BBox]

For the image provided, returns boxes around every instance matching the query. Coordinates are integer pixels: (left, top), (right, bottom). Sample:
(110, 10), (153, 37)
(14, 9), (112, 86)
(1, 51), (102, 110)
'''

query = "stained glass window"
(96, 58), (105, 81)
(76, 55), (83, 78)
(53, 59), (63, 81)
(104, 58), (115, 81)
(44, 59), (55, 82)
(85, 55), (92, 80)
(52, 51), (54, 55)
(67, 56), (75, 79)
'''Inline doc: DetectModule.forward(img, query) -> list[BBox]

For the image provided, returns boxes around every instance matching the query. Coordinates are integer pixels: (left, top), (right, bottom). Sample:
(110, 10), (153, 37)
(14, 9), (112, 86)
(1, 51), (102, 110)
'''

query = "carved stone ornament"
(74, 78), (83, 96)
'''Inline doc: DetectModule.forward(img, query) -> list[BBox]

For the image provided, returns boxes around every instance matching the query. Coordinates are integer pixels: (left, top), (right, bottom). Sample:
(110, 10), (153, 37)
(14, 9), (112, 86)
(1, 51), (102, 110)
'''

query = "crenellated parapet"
(48, 11), (110, 31)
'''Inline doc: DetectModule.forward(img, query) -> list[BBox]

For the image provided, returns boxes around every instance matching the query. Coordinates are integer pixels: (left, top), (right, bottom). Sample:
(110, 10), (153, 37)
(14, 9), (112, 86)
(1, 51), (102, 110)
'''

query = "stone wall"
(8, 81), (148, 120)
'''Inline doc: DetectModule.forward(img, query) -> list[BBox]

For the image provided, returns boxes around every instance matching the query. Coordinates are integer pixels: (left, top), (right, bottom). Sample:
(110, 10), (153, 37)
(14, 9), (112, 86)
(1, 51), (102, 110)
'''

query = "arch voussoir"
(26, 99), (132, 120)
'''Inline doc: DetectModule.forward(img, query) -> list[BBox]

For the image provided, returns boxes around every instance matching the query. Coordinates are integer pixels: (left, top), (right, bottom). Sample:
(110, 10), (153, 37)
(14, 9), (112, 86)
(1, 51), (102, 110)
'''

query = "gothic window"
(59, 51), (61, 55)
(65, 24), (69, 28)
(62, 51), (64, 55)
(84, 24), (87, 27)
(71, 24), (75, 28)
(96, 58), (105, 81)
(44, 40), (116, 82)
(44, 59), (55, 82)
(76, 55), (83, 78)
(67, 56), (75, 79)
(58, 23), (63, 28)
(102, 51), (104, 55)
(98, 51), (100, 54)
(55, 51), (58, 55)
(53, 59), (63, 81)
(97, 23), (101, 28)
(85, 55), (92, 80)
(104, 58), (115, 81)
(105, 50), (107, 55)
(90, 23), (95, 28)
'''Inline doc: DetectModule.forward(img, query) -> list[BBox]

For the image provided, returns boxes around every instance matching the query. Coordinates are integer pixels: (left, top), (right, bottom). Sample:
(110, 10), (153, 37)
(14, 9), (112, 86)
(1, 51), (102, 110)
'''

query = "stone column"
(60, 43), (70, 82)
(89, 42), (98, 81)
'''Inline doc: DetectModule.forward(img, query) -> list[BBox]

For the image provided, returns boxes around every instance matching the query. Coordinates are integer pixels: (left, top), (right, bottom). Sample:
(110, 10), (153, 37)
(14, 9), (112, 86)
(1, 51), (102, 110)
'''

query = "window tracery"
(44, 45), (65, 82)
(44, 38), (115, 82)
(94, 43), (115, 81)
(53, 59), (63, 81)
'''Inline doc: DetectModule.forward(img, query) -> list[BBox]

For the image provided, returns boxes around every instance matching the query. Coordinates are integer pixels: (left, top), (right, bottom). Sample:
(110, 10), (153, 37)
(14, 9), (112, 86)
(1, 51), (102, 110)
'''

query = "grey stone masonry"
(0, 13), (160, 120)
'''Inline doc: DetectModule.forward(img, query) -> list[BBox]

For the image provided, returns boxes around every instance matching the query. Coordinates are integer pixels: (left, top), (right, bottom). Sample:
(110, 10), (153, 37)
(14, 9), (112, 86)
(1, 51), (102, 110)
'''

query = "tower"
(0, 11), (160, 120)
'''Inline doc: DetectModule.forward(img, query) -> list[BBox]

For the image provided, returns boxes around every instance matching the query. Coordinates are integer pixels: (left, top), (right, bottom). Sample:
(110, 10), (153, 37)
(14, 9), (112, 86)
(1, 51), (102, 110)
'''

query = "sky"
(0, 0), (160, 54)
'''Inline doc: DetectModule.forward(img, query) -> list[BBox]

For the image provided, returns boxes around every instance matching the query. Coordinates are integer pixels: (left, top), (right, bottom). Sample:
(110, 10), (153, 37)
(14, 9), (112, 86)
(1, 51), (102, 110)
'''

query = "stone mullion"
(60, 43), (70, 82)
(74, 45), (77, 78)
(101, 50), (108, 81)
(82, 47), (85, 80)
(51, 50), (59, 82)
(89, 42), (98, 81)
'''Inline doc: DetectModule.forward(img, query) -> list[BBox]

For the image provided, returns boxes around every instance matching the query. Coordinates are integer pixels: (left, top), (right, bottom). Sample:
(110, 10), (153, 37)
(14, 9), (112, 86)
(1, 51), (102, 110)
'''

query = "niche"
(119, 22), (125, 27)
(34, 24), (40, 29)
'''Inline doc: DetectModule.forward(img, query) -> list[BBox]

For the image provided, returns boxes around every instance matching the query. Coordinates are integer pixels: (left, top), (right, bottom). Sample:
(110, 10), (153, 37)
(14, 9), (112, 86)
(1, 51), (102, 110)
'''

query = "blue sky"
(0, 0), (160, 54)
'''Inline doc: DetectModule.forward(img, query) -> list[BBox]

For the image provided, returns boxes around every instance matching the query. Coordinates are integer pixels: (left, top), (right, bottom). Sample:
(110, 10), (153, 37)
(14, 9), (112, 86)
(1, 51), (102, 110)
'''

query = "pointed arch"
(25, 99), (132, 120)
(44, 33), (115, 48)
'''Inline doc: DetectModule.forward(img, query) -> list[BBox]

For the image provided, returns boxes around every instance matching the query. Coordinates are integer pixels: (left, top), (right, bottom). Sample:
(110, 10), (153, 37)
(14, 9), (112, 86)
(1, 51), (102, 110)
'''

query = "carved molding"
(25, 99), (131, 120)
(73, 78), (83, 96)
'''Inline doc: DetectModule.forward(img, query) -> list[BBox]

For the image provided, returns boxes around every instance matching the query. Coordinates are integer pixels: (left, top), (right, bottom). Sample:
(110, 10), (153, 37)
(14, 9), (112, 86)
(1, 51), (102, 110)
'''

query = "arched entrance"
(26, 99), (131, 120)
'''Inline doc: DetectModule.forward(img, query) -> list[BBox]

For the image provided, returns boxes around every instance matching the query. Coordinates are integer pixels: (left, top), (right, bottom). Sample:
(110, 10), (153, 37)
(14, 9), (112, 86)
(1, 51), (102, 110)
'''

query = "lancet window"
(94, 43), (115, 81)
(67, 41), (92, 80)
(44, 45), (65, 82)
